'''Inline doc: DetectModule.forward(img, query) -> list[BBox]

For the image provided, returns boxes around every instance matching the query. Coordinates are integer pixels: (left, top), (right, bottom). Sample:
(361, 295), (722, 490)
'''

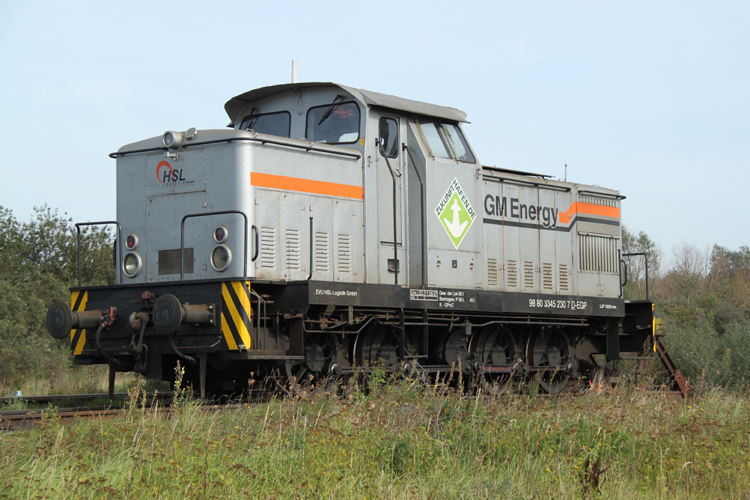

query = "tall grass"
(1, 374), (748, 499)
(0, 364), (140, 398)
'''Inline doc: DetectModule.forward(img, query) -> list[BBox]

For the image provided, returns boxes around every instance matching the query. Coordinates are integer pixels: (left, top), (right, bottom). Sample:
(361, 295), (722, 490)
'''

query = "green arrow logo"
(435, 179), (475, 249)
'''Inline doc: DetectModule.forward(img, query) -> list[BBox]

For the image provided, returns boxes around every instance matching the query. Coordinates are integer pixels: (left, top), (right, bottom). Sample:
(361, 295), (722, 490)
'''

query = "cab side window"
(378, 117), (399, 158)
(305, 102), (360, 144)
(239, 111), (291, 138)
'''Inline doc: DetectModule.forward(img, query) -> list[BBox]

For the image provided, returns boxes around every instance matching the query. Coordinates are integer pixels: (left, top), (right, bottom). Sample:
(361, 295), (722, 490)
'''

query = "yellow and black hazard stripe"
(70, 290), (88, 355)
(221, 281), (253, 350)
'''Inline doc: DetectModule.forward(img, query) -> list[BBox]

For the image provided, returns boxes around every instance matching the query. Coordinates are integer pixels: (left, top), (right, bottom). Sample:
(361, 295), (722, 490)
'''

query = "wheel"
(473, 325), (519, 395)
(291, 331), (340, 385)
(439, 327), (470, 370)
(526, 327), (572, 394)
(357, 323), (412, 368)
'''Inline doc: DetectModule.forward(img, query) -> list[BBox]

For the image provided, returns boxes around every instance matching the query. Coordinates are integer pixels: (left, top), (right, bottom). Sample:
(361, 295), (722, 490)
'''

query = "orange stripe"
(251, 172), (363, 199)
(559, 202), (620, 224)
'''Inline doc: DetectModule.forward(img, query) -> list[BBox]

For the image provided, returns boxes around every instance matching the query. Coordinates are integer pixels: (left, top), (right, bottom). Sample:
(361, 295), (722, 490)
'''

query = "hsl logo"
(435, 178), (476, 249)
(156, 161), (194, 187)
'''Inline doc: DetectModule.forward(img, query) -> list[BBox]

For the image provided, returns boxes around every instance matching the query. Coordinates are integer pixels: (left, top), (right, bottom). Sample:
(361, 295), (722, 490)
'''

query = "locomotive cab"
(46, 82), (654, 397)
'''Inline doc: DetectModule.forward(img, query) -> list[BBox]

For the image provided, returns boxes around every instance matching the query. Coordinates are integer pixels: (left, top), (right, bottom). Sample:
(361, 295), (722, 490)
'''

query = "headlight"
(123, 252), (143, 277)
(163, 131), (183, 149)
(211, 245), (232, 272)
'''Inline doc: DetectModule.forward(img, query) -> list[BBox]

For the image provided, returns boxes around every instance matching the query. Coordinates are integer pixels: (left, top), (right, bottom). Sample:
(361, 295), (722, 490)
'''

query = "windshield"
(442, 123), (475, 163)
(305, 102), (360, 144)
(417, 120), (475, 163)
(239, 111), (291, 137)
(418, 121), (451, 159)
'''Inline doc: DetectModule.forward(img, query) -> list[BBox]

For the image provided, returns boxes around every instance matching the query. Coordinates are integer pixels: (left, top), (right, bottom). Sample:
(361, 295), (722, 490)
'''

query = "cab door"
(419, 120), (482, 290)
(375, 115), (406, 285)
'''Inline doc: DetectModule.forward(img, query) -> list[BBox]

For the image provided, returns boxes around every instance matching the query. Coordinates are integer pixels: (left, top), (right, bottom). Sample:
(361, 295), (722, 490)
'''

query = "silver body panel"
(115, 83), (623, 303)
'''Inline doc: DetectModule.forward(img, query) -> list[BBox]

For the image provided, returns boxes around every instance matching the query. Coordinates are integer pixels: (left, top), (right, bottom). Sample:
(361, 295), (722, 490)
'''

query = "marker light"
(163, 131), (184, 149)
(214, 226), (228, 243)
(126, 234), (139, 250)
(123, 252), (143, 277)
(211, 245), (232, 272)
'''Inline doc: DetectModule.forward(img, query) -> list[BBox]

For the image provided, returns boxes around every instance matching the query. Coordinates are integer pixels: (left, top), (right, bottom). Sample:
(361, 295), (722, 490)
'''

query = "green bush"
(661, 301), (750, 392)
(0, 206), (114, 389)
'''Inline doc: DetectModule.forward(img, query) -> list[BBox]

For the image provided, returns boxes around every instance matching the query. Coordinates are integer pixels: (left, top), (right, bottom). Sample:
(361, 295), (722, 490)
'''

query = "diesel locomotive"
(46, 82), (654, 396)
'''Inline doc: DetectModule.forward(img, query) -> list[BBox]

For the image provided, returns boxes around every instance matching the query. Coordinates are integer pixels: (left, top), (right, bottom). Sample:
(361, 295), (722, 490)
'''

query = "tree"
(0, 206), (115, 384)
(709, 245), (750, 309)
(621, 226), (661, 300)
(662, 243), (711, 302)
(0, 206), (114, 286)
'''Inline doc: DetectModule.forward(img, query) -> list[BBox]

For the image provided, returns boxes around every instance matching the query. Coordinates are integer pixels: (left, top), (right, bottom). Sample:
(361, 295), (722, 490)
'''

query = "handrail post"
(376, 140), (399, 285)
(622, 251), (650, 301)
(403, 144), (426, 287)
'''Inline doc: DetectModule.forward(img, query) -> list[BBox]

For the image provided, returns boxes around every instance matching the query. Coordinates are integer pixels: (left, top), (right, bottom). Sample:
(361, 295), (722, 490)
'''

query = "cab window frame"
(305, 101), (361, 145)
(238, 110), (292, 138)
(441, 122), (475, 163)
(416, 119), (475, 164)
(417, 120), (451, 159)
(378, 116), (399, 158)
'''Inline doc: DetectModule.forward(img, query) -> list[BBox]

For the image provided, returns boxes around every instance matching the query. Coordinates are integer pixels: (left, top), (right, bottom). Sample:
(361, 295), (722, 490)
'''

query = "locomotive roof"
(224, 82), (468, 126)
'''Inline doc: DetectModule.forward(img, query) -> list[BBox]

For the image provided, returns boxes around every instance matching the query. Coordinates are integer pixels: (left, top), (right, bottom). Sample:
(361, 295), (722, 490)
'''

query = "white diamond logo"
(435, 178), (476, 249)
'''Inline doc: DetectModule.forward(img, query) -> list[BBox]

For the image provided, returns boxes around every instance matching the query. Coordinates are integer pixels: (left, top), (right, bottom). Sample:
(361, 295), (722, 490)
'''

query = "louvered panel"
(542, 262), (553, 291)
(260, 227), (277, 269)
(558, 264), (569, 292)
(523, 261), (534, 289)
(315, 232), (330, 273)
(285, 229), (300, 270)
(579, 234), (618, 274)
(337, 234), (351, 274)
(506, 260), (518, 288)
(578, 195), (617, 207)
(487, 258), (498, 288)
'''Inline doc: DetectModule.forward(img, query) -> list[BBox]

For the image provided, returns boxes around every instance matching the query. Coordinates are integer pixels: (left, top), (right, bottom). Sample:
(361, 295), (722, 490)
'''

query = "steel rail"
(0, 403), (244, 431)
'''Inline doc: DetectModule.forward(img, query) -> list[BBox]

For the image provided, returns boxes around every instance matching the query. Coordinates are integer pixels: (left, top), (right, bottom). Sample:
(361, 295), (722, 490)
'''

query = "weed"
(171, 360), (193, 409)
(578, 455), (609, 498)
(1, 395), (28, 411)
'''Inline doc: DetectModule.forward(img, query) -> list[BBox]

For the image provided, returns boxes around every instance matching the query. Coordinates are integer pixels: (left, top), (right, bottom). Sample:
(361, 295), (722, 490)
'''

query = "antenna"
(564, 163), (567, 182)
(291, 60), (298, 83)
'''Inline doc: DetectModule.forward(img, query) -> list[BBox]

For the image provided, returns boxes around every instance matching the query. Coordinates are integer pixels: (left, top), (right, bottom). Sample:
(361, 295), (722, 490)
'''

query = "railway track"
(0, 396), (244, 431)
(0, 406), (138, 430)
(0, 392), (175, 431)
(2, 385), (684, 431)
(0, 391), (173, 406)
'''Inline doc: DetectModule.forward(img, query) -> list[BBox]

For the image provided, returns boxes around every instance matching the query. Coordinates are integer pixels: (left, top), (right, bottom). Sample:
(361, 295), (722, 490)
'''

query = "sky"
(1, 1), (748, 258)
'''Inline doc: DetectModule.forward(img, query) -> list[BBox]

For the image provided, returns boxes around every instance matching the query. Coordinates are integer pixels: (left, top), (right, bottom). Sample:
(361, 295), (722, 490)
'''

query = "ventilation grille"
(542, 262), (553, 291)
(285, 229), (300, 271)
(558, 264), (569, 292)
(260, 227), (276, 269)
(337, 234), (351, 274)
(579, 195), (617, 208)
(158, 248), (194, 275)
(487, 258), (498, 287)
(315, 232), (330, 273)
(524, 261), (534, 289)
(506, 260), (518, 288)
(579, 234), (619, 274)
